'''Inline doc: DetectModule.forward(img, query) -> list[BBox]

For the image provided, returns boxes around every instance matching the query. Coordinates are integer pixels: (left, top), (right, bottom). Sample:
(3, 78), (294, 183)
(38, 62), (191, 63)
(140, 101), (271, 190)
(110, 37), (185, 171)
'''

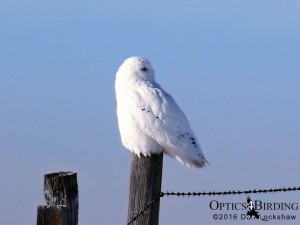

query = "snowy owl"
(115, 57), (208, 168)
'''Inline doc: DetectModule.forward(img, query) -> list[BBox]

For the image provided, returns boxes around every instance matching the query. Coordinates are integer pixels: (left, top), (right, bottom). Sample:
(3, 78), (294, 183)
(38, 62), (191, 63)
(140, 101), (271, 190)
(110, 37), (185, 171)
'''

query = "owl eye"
(141, 67), (147, 71)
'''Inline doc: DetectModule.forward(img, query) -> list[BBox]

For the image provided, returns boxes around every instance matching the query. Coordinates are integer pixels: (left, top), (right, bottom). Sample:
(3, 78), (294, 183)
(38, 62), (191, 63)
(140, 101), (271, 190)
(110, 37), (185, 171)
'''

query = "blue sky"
(0, 1), (299, 224)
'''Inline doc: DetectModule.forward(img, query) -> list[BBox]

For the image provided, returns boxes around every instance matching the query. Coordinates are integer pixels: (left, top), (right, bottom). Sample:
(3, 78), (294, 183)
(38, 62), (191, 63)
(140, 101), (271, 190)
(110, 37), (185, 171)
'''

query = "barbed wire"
(127, 186), (300, 225)
(161, 186), (300, 197)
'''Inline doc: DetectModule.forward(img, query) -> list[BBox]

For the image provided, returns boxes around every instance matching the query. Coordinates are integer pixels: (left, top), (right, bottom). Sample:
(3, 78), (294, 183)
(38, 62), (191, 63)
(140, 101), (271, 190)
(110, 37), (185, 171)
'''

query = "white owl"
(115, 57), (208, 168)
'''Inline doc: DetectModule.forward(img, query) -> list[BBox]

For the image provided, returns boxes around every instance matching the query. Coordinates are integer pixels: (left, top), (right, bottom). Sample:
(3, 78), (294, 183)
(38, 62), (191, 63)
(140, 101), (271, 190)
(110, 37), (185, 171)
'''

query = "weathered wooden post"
(37, 171), (78, 225)
(127, 153), (163, 225)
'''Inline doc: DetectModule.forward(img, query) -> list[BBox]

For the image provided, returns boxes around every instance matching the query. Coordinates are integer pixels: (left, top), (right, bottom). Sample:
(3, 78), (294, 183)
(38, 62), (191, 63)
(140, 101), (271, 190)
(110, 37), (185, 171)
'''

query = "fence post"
(127, 153), (163, 225)
(37, 171), (78, 225)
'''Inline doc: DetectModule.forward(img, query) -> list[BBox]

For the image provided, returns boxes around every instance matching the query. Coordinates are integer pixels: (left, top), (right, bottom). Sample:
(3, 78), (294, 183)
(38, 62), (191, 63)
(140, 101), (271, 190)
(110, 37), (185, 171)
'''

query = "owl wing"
(131, 81), (207, 168)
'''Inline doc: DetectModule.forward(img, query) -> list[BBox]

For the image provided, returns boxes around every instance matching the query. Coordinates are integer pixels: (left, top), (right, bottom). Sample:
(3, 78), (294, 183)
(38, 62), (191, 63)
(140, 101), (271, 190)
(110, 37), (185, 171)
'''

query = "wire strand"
(127, 195), (161, 225)
(127, 186), (300, 225)
(162, 186), (300, 197)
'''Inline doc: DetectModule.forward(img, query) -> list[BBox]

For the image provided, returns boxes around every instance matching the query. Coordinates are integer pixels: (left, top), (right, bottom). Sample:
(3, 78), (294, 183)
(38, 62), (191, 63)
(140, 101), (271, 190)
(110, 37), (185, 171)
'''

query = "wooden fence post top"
(44, 171), (77, 178)
(37, 171), (78, 225)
